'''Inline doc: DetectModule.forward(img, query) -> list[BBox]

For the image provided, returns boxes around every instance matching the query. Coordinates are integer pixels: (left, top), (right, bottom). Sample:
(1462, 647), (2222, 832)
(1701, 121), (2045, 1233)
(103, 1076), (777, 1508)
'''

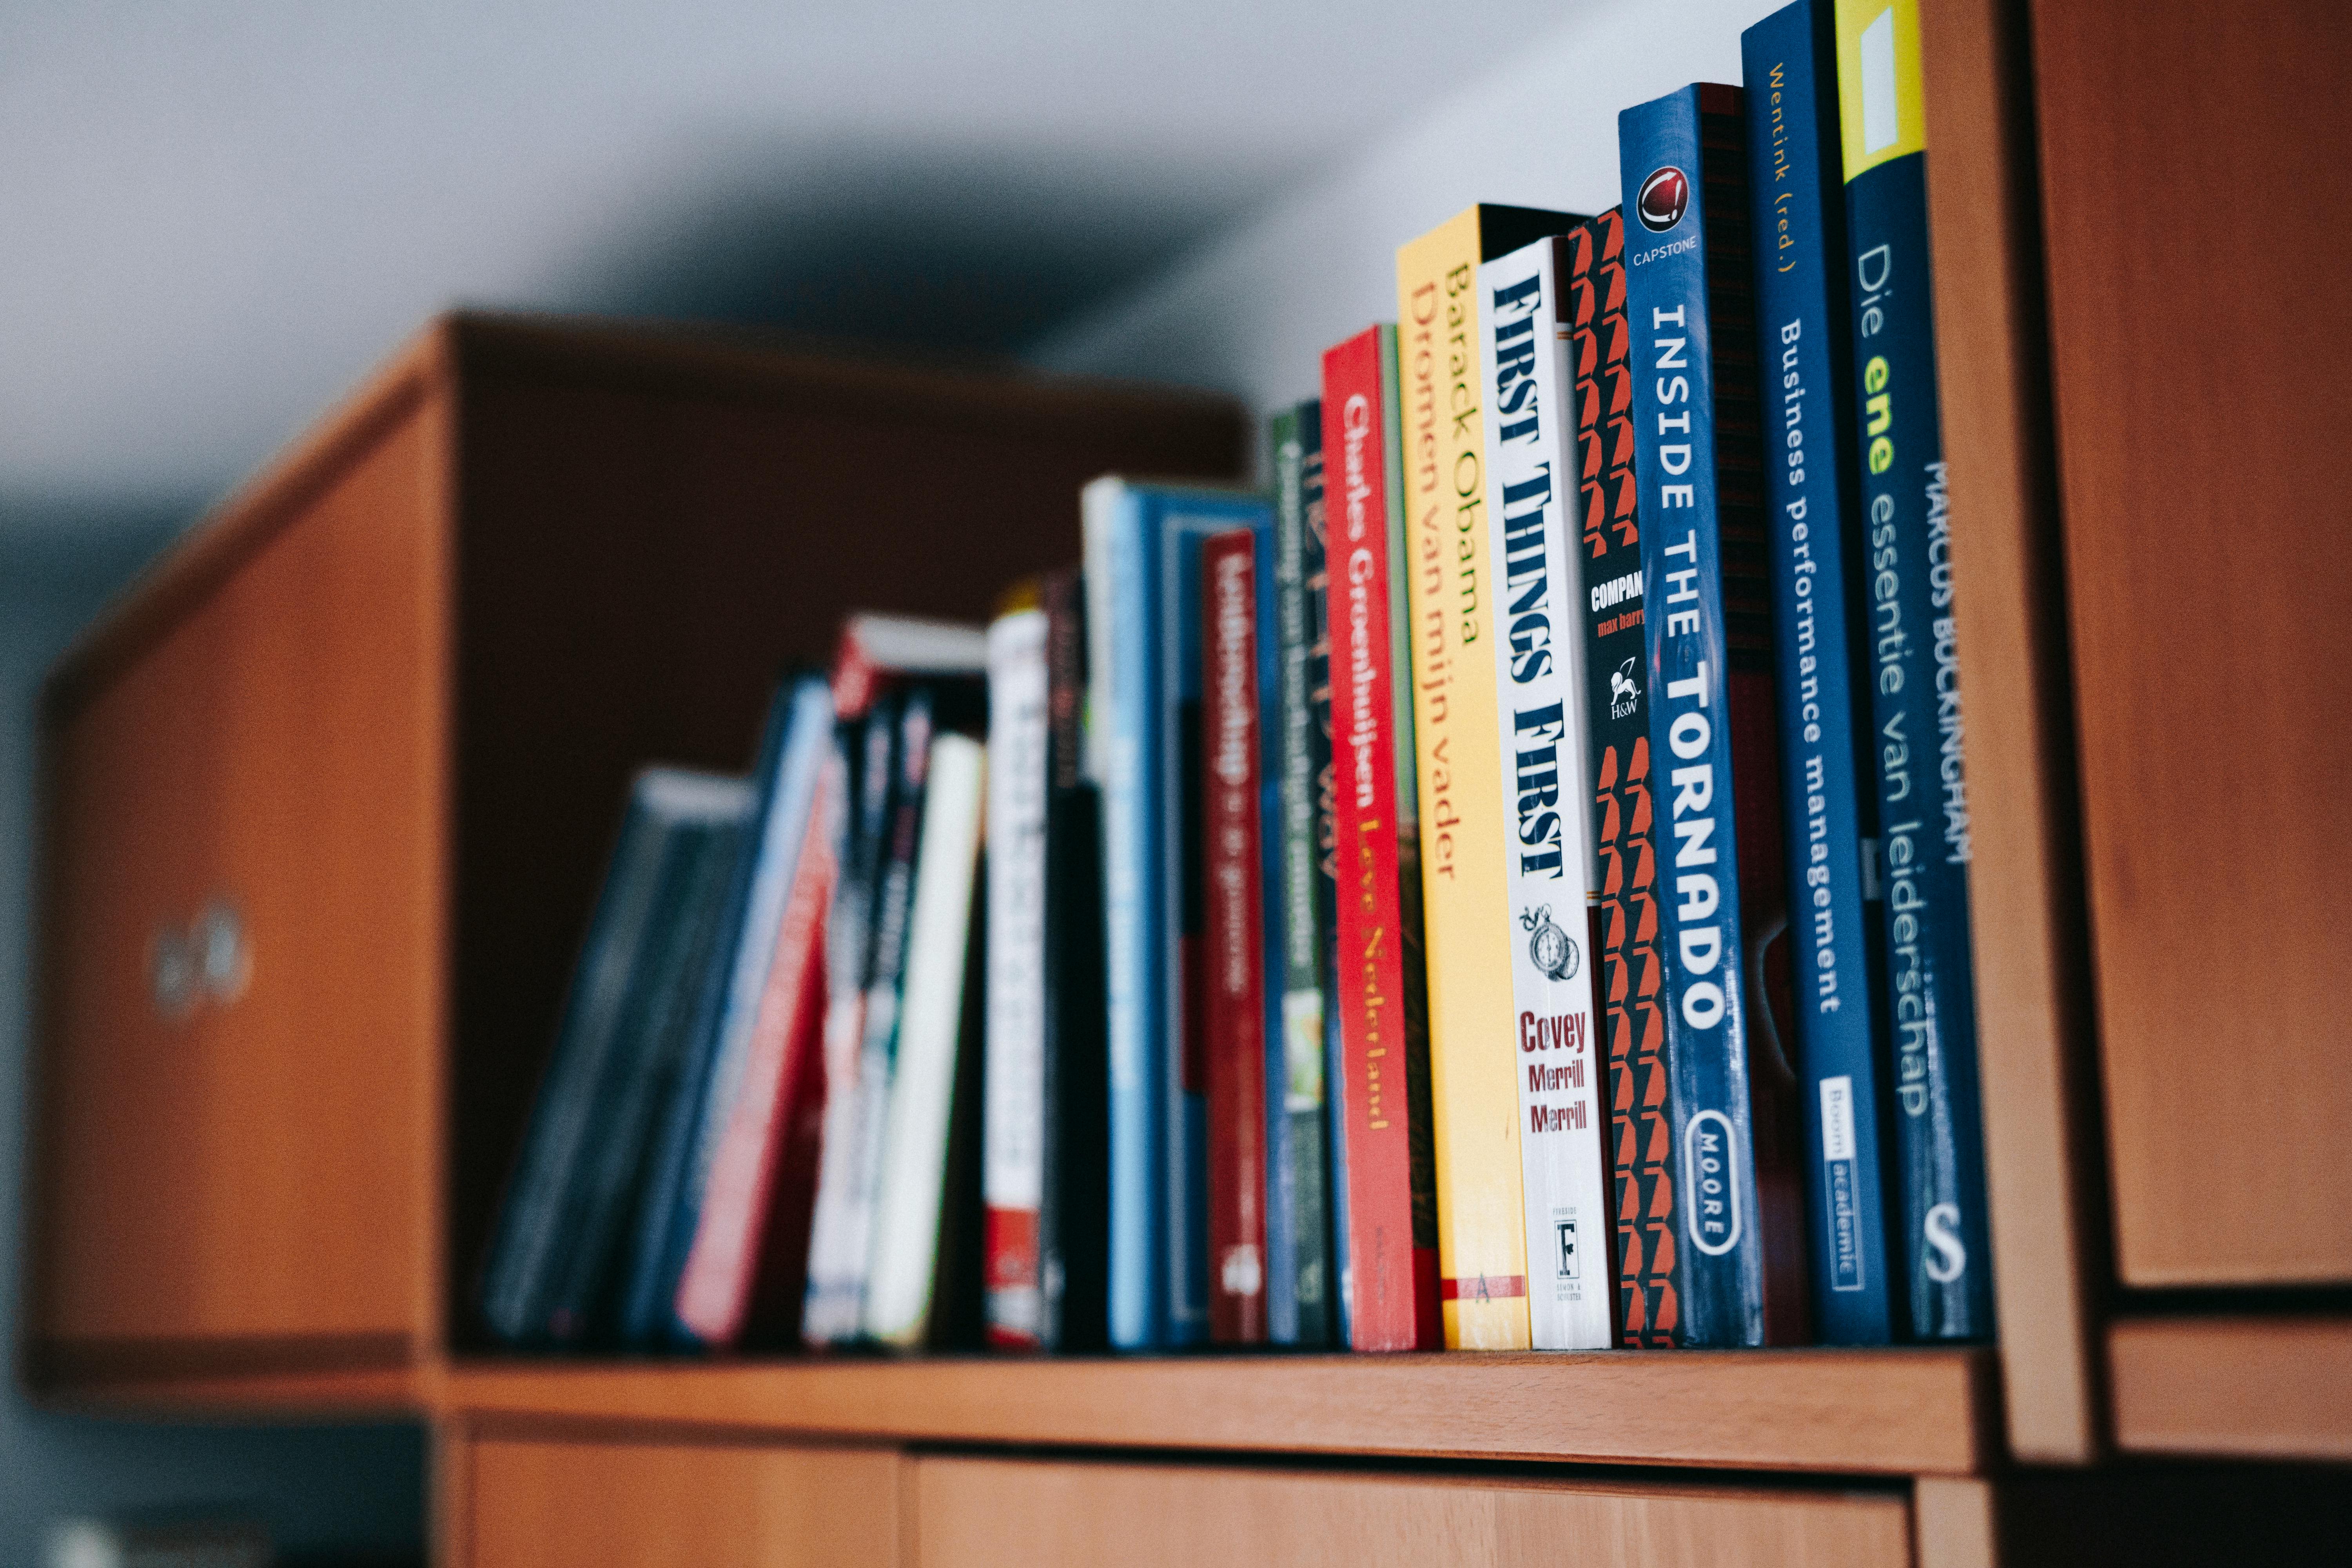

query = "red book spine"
(1202, 528), (1269, 1344)
(674, 762), (838, 1346)
(1320, 328), (1441, 1352)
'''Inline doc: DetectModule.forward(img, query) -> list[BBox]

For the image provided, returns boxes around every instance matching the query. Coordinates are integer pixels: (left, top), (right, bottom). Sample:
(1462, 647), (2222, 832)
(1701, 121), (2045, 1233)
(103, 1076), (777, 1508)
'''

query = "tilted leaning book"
(1083, 476), (1276, 1349)
(1562, 209), (1680, 1347)
(1319, 326), (1439, 1352)
(1834, 0), (1991, 1341)
(673, 746), (839, 1348)
(1397, 203), (1580, 1350)
(616, 675), (833, 1348)
(480, 767), (755, 1346)
(1620, 82), (1809, 1347)
(1746, 0), (1899, 1345)
(800, 699), (900, 1343)
(803, 689), (937, 1344)
(866, 730), (990, 1349)
(1478, 234), (1617, 1350)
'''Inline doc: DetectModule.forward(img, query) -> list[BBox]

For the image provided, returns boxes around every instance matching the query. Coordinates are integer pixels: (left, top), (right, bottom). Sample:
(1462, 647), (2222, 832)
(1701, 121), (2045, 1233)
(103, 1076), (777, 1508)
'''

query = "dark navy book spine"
(1744, 0), (1898, 1346)
(1620, 82), (1808, 1348)
(1834, 0), (1991, 1341)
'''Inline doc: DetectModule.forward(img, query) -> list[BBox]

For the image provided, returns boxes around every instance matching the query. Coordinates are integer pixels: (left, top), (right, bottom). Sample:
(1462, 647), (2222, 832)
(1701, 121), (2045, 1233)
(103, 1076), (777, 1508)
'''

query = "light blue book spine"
(1088, 480), (1278, 1350)
(1087, 480), (1167, 1350)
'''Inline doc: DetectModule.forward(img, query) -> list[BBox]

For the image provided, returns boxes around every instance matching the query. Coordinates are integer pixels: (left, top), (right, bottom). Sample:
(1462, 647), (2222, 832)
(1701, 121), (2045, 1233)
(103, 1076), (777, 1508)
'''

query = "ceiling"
(0, 0), (1588, 539)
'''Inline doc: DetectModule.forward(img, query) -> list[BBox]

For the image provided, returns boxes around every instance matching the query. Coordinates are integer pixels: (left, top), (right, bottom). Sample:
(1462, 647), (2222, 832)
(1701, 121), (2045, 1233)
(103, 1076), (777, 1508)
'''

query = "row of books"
(478, 0), (1990, 1356)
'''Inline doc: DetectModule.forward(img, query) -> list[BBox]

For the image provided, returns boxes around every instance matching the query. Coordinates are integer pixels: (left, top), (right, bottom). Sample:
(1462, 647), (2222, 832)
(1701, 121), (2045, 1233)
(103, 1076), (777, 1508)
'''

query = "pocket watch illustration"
(1521, 903), (1579, 981)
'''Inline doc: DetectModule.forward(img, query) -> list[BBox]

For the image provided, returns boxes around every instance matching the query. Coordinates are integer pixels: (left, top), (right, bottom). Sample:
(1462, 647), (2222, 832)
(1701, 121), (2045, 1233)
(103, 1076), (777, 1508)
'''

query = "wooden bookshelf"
(22, 0), (2352, 1562)
(439, 1347), (1996, 1477)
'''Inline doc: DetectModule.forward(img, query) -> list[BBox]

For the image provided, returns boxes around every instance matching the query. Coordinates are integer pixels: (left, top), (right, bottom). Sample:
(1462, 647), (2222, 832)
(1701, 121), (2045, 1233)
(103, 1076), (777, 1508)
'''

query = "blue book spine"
(1621, 83), (1807, 1348)
(1157, 492), (1274, 1346)
(1834, 0), (1991, 1340)
(1089, 481), (1167, 1350)
(617, 674), (832, 1345)
(1744, 0), (1897, 1346)
(1088, 480), (1275, 1349)
(1260, 442), (1298, 1344)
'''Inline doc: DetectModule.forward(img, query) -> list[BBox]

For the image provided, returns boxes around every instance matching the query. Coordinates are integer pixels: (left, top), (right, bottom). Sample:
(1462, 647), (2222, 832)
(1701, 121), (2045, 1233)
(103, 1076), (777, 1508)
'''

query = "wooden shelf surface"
(441, 1347), (1997, 1477)
(2109, 1316), (2352, 1463)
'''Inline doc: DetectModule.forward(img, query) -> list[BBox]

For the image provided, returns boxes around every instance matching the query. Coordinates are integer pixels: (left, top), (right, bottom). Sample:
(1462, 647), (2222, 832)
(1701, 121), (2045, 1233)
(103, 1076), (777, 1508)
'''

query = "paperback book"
(1620, 82), (1808, 1346)
(1478, 233), (1616, 1349)
(1746, 0), (1898, 1344)
(1319, 326), (1440, 1352)
(1834, 0), (1991, 1340)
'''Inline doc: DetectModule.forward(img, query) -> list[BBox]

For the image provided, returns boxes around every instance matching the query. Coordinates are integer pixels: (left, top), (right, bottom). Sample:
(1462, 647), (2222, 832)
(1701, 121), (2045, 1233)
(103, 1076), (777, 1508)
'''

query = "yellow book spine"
(1396, 209), (1530, 1350)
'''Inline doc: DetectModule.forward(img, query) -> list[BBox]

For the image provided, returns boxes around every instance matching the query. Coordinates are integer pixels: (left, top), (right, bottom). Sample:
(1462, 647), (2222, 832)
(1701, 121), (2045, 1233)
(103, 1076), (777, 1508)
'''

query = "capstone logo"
(1636, 166), (1689, 232)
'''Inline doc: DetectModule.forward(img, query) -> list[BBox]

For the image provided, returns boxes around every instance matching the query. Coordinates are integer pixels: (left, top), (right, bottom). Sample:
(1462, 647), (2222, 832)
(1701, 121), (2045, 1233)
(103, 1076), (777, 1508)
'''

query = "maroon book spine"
(1202, 528), (1269, 1343)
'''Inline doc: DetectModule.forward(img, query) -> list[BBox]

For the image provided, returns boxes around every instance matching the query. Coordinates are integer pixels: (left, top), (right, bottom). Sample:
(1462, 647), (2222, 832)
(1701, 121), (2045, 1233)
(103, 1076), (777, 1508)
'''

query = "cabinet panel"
(38, 407), (445, 1349)
(468, 1437), (900, 1568)
(913, 1457), (1909, 1568)
(2032, 0), (2352, 1283)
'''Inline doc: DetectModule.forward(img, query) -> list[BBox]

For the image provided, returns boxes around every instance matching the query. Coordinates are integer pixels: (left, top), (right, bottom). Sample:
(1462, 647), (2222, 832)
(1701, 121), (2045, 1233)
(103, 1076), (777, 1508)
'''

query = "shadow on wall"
(555, 132), (1267, 359)
(0, 511), (428, 1568)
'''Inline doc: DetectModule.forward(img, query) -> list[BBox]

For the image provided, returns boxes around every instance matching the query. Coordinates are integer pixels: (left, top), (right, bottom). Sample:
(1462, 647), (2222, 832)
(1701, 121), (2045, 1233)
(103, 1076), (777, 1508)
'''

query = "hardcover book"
(1037, 568), (1111, 1350)
(1082, 477), (1276, 1350)
(1203, 525), (1272, 1344)
(983, 597), (1052, 1349)
(1319, 325), (1440, 1352)
(1562, 209), (1680, 1347)
(1620, 82), (1808, 1347)
(1268, 402), (1337, 1347)
(1746, 0), (1899, 1345)
(1834, 0), (1991, 1340)
(1478, 234), (1616, 1349)
(1396, 203), (1579, 1350)
(616, 675), (834, 1348)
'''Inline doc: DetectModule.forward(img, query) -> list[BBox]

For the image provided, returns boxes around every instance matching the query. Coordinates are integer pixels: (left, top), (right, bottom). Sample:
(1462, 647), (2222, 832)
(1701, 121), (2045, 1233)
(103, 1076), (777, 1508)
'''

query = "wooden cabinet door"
(36, 407), (446, 1358)
(465, 1437), (900, 1568)
(2032, 0), (2352, 1285)
(912, 1457), (1911, 1568)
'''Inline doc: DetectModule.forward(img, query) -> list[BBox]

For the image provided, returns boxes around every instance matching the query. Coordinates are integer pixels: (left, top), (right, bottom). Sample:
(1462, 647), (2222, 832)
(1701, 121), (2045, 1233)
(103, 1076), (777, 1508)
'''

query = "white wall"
(1031, 0), (1777, 442)
(0, 531), (424, 1568)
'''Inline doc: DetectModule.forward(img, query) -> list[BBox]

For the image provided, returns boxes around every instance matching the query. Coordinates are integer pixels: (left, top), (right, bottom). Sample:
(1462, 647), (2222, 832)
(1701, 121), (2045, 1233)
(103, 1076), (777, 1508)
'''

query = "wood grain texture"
(912, 1457), (1911, 1568)
(36, 401), (445, 1348)
(467, 1436), (900, 1568)
(436, 1419), (476, 1568)
(1918, 0), (2105, 1461)
(2032, 1), (2352, 1285)
(1913, 1478), (1997, 1568)
(441, 1349), (1995, 1475)
(30, 309), (1242, 1399)
(2109, 1316), (2352, 1461)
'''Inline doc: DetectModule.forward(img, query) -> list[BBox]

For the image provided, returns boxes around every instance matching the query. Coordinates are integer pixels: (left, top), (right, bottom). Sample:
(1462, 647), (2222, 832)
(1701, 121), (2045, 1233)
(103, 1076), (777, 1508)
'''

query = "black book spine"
(1040, 569), (1109, 1350)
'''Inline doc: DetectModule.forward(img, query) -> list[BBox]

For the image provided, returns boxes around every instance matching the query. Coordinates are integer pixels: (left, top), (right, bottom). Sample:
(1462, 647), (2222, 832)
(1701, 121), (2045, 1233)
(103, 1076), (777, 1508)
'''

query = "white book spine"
(1479, 237), (1614, 1350)
(982, 608), (1051, 1338)
(864, 734), (988, 1346)
(800, 741), (869, 1347)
